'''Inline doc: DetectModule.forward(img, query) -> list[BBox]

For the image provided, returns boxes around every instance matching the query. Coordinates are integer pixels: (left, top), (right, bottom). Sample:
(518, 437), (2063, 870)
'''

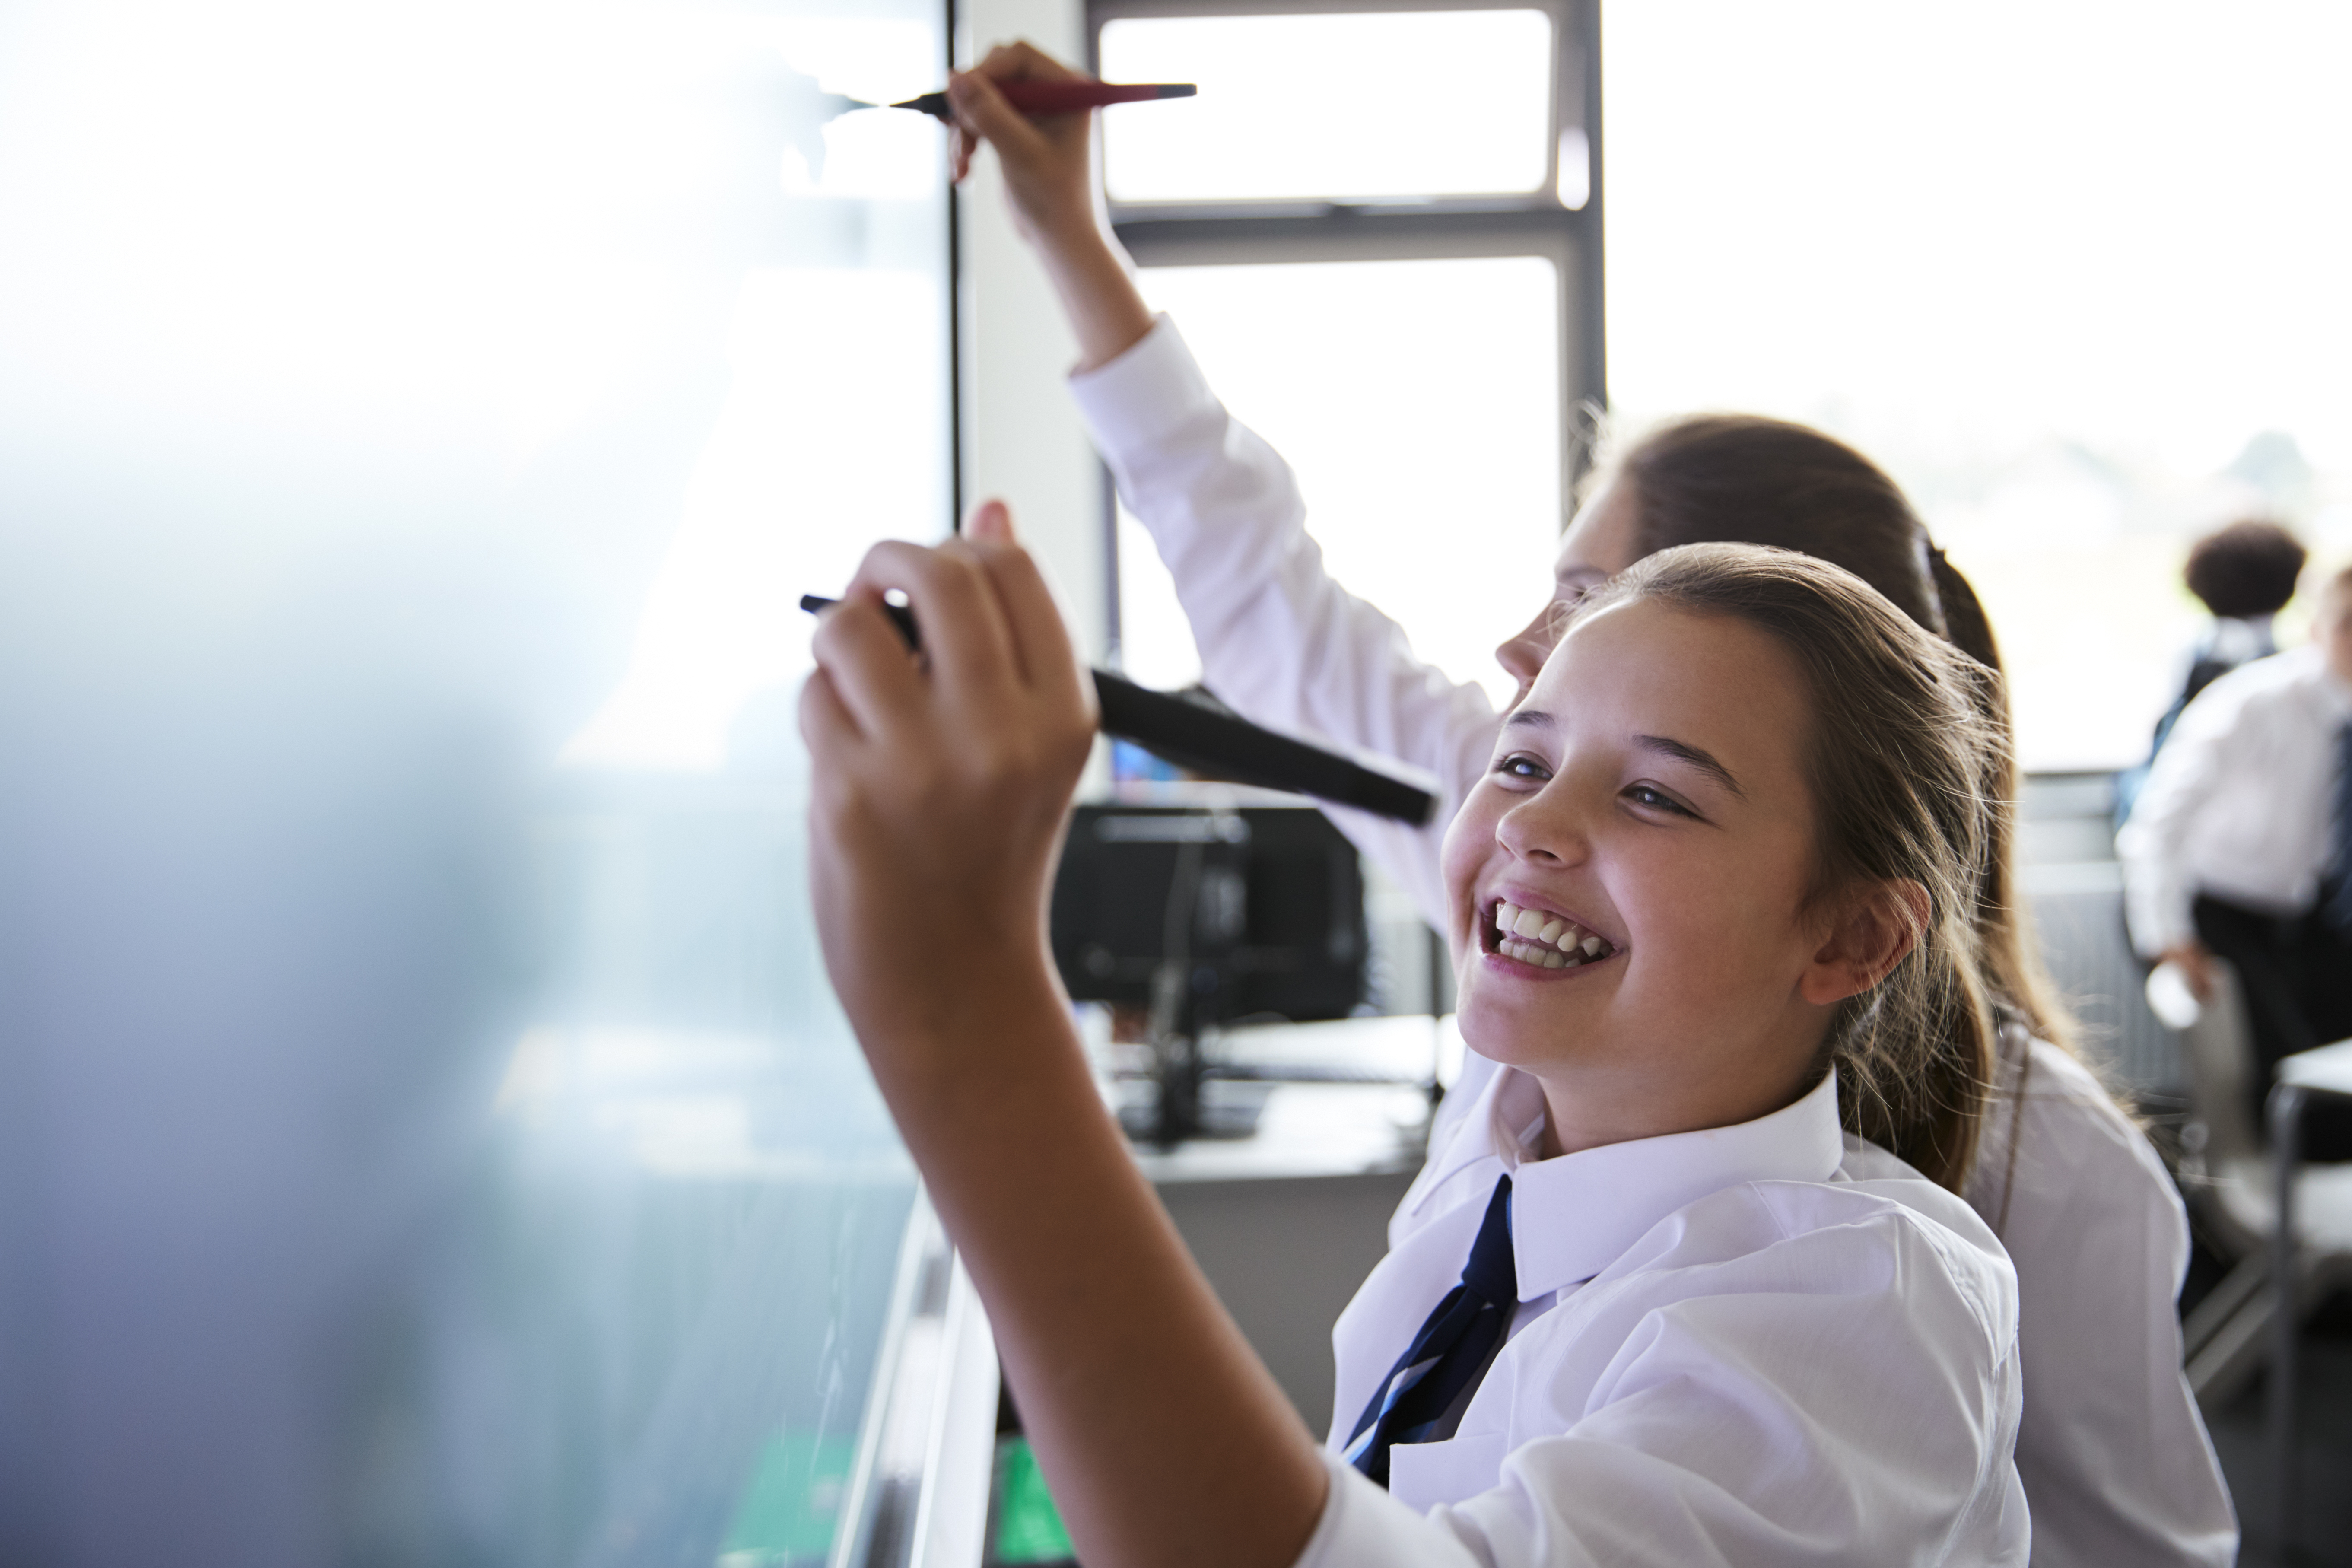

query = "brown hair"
(1576, 544), (2006, 1190)
(1601, 415), (2079, 1076)
(2184, 519), (2307, 620)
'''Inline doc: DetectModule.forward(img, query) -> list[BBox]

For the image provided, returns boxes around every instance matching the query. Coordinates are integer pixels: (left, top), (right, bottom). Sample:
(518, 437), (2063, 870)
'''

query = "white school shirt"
(1297, 1065), (2027, 1566)
(2118, 644), (2352, 957)
(1069, 315), (2237, 1565)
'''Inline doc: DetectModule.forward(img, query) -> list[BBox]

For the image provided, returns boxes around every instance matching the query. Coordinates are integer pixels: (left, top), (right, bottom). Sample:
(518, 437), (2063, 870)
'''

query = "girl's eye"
(1494, 753), (1551, 783)
(1624, 784), (1694, 817)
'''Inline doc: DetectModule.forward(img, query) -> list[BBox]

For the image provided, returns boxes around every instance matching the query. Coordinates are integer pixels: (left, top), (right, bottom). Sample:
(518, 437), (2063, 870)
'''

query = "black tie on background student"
(2121, 563), (2352, 1157)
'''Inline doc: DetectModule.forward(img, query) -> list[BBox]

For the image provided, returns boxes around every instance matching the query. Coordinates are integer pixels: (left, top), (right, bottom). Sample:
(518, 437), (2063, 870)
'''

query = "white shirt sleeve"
(1971, 1043), (2236, 1566)
(1295, 1451), (1489, 1568)
(2117, 683), (2237, 957)
(1068, 316), (1504, 929)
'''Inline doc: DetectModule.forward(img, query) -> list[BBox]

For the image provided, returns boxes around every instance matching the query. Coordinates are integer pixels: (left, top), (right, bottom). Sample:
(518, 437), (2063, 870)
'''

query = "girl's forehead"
(1531, 601), (1812, 750)
(1554, 477), (1643, 581)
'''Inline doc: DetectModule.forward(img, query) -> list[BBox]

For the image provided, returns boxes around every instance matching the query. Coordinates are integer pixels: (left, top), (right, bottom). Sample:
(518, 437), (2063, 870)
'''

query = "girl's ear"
(1799, 879), (1930, 1006)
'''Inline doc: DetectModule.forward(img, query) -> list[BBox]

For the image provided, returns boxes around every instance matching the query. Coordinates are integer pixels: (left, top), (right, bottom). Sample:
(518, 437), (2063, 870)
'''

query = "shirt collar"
(1422, 1063), (1847, 1300)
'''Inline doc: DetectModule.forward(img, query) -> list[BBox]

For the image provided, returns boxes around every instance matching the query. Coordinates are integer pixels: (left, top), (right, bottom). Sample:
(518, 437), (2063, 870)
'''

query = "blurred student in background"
(2116, 518), (2308, 825)
(2121, 563), (2352, 1159)
(946, 43), (2234, 1565)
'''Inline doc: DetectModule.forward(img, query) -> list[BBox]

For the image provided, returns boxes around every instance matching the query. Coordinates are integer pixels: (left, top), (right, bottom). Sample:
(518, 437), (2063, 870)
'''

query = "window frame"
(1085, 0), (1604, 663)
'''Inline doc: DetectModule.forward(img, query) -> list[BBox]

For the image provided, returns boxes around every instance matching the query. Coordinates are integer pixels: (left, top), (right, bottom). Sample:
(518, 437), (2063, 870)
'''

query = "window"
(1118, 254), (1562, 705)
(1100, 10), (1557, 203)
(1604, 0), (2352, 771)
(1093, 0), (1600, 706)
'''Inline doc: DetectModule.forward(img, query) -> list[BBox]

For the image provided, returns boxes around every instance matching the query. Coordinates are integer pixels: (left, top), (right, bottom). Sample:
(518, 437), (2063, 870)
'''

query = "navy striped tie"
(2324, 721), (2352, 937)
(1344, 1174), (1516, 1487)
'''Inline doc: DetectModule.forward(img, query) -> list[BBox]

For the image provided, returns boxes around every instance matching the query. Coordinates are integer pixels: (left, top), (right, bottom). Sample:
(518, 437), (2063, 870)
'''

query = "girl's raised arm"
(799, 506), (1329, 1568)
(946, 47), (1156, 372)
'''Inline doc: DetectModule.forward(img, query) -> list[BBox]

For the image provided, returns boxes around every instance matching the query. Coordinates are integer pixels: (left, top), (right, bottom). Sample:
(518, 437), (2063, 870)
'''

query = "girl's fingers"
(947, 69), (1049, 162)
(798, 660), (862, 754)
(965, 498), (1017, 544)
(807, 592), (926, 735)
(977, 39), (1084, 84)
(963, 538), (1095, 718)
(845, 540), (1022, 709)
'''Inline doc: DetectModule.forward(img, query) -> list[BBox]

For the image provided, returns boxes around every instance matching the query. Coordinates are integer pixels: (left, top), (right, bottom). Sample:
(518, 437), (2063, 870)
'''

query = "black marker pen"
(800, 594), (1435, 825)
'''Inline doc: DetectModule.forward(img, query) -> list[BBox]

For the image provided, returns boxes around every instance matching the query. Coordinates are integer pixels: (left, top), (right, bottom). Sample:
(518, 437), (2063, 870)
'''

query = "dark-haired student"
(944, 44), (2234, 1565)
(2117, 517), (2308, 825)
(2121, 563), (2352, 1158)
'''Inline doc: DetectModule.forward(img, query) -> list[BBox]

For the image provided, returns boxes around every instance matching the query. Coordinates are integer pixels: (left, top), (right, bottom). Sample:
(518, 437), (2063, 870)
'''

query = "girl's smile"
(1475, 894), (1621, 975)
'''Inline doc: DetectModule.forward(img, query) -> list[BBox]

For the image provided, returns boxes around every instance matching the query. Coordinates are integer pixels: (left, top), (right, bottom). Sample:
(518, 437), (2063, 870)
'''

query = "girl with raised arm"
(943, 45), (2233, 1564)
(805, 527), (2030, 1564)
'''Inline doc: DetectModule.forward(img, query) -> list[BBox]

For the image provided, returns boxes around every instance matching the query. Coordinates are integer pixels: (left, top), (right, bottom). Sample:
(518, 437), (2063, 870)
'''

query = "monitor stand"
(1119, 1031), (1279, 1148)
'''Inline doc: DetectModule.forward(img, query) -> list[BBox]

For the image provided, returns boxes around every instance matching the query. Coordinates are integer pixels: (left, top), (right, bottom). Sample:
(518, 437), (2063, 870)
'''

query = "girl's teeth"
(1493, 900), (1616, 961)
(1500, 937), (1583, 969)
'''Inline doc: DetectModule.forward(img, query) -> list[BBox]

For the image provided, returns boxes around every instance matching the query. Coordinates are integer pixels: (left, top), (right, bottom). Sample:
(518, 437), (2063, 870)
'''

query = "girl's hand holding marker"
(944, 45), (1159, 372)
(801, 499), (1331, 1568)
(798, 503), (1095, 1064)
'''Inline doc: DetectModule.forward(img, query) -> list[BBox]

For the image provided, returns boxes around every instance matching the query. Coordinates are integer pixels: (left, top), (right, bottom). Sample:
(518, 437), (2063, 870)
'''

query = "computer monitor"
(1050, 803), (1369, 1143)
(1051, 803), (1367, 1024)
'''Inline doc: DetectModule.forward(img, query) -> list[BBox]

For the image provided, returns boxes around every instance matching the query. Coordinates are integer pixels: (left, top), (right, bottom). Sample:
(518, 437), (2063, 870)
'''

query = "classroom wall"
(1154, 1172), (1417, 1433)
(960, 0), (1108, 663)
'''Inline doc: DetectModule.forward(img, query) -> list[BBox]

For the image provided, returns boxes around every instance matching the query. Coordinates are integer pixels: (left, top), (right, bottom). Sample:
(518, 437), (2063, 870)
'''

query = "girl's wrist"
(1044, 243), (1154, 371)
(862, 965), (1100, 1162)
(1027, 204), (1119, 273)
(853, 945), (1074, 1088)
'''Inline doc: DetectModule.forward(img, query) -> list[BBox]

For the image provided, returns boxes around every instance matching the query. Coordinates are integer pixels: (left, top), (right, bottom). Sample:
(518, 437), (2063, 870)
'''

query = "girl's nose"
(1494, 601), (1556, 698)
(1494, 784), (1589, 867)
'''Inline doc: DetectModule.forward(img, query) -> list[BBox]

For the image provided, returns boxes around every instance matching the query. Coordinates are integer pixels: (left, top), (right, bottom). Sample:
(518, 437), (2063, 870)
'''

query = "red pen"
(887, 80), (1196, 121)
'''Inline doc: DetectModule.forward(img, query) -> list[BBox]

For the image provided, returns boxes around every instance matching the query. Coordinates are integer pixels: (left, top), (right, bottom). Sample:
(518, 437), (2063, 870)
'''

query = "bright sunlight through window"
(1606, 0), (2352, 771)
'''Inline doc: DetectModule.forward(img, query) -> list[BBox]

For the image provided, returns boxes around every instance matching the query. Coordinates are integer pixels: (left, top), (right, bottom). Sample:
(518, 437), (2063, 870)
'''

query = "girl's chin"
(1453, 984), (1602, 1070)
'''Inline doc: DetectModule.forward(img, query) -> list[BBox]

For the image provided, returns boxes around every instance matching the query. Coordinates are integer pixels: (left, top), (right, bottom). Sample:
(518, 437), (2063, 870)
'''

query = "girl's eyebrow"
(1502, 713), (1745, 798)
(1638, 734), (1746, 798)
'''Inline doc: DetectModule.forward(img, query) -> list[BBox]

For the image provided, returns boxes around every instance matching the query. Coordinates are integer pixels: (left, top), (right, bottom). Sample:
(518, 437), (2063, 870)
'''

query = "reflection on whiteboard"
(0, 0), (952, 1562)
(565, 268), (946, 772)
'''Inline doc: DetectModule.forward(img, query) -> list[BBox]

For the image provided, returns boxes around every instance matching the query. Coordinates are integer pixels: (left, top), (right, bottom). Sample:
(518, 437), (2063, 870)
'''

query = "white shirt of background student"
(2120, 572), (2352, 984)
(934, 42), (2235, 1565)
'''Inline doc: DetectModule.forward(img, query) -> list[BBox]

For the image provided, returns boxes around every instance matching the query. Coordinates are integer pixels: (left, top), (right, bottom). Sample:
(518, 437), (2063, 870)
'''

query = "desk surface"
(2281, 1037), (2352, 1094)
(1120, 1013), (1462, 1185)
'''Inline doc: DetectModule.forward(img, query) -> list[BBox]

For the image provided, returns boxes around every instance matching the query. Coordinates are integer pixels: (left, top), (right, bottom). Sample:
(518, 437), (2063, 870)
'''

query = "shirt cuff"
(2118, 848), (2196, 958)
(1066, 314), (1221, 462)
(1289, 1449), (1483, 1568)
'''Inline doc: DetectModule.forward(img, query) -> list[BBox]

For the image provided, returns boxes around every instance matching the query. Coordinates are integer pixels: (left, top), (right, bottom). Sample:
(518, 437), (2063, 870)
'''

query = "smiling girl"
(944, 49), (2233, 1559)
(803, 526), (2026, 1565)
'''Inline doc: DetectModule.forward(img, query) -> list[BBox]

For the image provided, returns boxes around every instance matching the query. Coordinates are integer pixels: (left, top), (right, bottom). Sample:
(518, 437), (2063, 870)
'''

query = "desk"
(2279, 1037), (2352, 1096)
(2266, 1036), (2352, 1558)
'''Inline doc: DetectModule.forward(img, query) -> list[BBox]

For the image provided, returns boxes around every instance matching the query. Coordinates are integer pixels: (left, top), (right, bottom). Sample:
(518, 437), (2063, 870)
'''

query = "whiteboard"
(0, 1), (950, 1563)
